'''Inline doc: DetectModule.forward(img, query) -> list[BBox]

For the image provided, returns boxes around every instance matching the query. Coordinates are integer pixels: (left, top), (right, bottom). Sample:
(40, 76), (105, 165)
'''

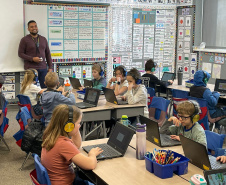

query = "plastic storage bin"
(145, 150), (189, 179)
(77, 90), (86, 100)
(185, 80), (195, 88)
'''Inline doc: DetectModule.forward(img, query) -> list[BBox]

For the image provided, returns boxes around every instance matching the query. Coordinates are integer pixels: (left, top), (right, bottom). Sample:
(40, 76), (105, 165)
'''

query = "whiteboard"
(0, 0), (24, 72)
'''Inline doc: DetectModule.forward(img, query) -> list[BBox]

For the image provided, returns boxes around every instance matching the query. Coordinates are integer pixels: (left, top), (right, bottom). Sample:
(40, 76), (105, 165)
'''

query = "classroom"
(0, 0), (226, 185)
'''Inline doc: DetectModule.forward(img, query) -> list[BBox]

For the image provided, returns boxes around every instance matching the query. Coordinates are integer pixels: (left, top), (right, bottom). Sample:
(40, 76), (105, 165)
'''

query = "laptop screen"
(84, 88), (100, 105)
(214, 79), (226, 93)
(161, 72), (175, 82)
(107, 123), (134, 155)
(204, 169), (226, 185)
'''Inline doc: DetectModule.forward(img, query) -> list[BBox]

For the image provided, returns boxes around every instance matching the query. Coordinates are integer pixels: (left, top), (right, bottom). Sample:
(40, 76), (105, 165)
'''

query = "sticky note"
(136, 18), (140, 23)
(134, 14), (138, 19)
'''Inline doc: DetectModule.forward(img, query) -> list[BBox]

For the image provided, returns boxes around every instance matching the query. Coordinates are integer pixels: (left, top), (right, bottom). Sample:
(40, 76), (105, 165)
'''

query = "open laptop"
(83, 122), (134, 160)
(84, 79), (93, 88)
(204, 168), (226, 185)
(161, 72), (175, 86)
(139, 115), (181, 147)
(102, 87), (128, 105)
(179, 135), (226, 170)
(214, 78), (226, 96)
(69, 77), (82, 90)
(75, 88), (100, 109)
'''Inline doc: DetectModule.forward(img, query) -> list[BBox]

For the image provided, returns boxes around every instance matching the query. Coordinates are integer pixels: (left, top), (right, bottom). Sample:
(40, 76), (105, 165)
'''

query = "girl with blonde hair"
(41, 104), (103, 185)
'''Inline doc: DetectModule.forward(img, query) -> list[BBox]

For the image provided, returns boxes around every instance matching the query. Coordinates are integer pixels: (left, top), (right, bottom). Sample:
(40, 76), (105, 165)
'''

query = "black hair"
(145, 59), (155, 71)
(27, 20), (36, 27)
(127, 68), (141, 80)
(114, 65), (127, 77)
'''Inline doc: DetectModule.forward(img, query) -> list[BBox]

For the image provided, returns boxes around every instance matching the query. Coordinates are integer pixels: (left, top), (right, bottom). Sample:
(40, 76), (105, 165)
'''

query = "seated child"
(160, 100), (207, 147)
(0, 75), (6, 126)
(190, 70), (226, 129)
(41, 104), (103, 185)
(142, 59), (173, 92)
(91, 64), (106, 90)
(106, 65), (128, 95)
(41, 72), (76, 125)
(20, 69), (44, 116)
(122, 68), (148, 118)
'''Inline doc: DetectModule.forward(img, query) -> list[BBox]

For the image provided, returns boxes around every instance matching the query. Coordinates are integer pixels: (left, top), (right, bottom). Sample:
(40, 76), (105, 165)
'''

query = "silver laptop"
(83, 122), (134, 160)
(75, 88), (100, 109)
(180, 135), (226, 170)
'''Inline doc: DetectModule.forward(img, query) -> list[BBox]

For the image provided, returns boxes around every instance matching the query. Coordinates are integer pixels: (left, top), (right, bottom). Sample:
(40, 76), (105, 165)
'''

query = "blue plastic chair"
(33, 154), (51, 185)
(149, 96), (170, 127)
(205, 130), (226, 157)
(146, 87), (155, 108)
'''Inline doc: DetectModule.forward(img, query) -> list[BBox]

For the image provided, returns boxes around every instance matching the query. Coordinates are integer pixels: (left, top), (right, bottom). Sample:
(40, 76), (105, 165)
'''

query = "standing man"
(18, 20), (52, 88)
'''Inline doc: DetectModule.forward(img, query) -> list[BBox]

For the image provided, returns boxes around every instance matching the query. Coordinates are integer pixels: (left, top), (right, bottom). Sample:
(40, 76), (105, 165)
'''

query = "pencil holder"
(145, 150), (189, 179)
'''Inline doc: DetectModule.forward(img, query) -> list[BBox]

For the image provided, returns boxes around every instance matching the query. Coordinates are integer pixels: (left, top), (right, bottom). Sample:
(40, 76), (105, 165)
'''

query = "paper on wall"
(212, 64), (221, 79)
(202, 63), (212, 74)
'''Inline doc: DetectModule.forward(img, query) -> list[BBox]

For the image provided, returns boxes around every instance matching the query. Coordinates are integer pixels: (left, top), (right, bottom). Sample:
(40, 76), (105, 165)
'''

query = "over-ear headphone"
(130, 73), (142, 84)
(188, 100), (200, 123)
(203, 71), (208, 84)
(64, 105), (75, 133)
(31, 69), (38, 82)
(151, 62), (157, 72)
(99, 64), (104, 76)
(114, 65), (127, 77)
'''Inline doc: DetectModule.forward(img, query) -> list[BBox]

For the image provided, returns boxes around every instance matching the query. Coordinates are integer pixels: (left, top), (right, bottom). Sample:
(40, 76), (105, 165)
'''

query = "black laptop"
(161, 72), (175, 86)
(69, 77), (82, 90)
(75, 88), (100, 109)
(179, 135), (226, 170)
(139, 115), (181, 147)
(84, 79), (93, 88)
(214, 79), (226, 96)
(204, 168), (226, 185)
(102, 87), (128, 105)
(83, 122), (134, 160)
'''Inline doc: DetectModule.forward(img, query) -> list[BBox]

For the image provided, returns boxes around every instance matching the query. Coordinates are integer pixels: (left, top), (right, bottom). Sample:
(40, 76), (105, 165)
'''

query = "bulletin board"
(110, 5), (176, 79)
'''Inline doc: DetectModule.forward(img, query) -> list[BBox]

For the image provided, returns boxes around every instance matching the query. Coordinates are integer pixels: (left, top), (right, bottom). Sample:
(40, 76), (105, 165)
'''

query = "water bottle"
(121, 115), (129, 126)
(177, 67), (183, 85)
(64, 82), (71, 92)
(136, 123), (146, 160)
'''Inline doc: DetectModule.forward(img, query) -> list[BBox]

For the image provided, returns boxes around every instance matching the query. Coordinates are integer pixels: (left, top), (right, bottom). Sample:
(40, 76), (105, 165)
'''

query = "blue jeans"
(37, 69), (47, 88)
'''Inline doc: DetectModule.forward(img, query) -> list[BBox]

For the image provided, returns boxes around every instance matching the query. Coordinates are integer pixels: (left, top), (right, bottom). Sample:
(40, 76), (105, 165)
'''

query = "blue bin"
(145, 150), (189, 179)
(77, 90), (86, 100)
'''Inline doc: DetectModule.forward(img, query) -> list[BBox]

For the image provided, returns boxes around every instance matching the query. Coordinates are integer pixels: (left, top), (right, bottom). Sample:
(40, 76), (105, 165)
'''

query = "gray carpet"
(0, 105), (34, 185)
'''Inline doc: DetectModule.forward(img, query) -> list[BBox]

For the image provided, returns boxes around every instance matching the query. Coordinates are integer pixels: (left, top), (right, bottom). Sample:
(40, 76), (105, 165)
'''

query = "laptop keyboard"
(76, 102), (95, 108)
(84, 144), (121, 158)
(209, 155), (226, 169)
(160, 134), (181, 146)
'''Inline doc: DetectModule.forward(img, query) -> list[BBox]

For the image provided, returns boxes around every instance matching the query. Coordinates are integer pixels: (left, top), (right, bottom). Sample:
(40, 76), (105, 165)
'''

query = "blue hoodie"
(190, 70), (220, 116)
(41, 91), (76, 126)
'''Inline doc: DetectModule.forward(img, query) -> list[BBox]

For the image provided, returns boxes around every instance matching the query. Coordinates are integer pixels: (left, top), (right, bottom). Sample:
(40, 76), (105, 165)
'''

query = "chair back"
(205, 130), (226, 156)
(33, 154), (51, 185)
(146, 87), (155, 108)
(0, 100), (9, 136)
(171, 89), (189, 117)
(149, 96), (170, 127)
(188, 96), (209, 130)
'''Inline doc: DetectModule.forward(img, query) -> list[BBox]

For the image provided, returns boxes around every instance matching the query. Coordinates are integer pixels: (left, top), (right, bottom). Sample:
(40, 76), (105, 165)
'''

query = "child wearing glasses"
(160, 100), (207, 147)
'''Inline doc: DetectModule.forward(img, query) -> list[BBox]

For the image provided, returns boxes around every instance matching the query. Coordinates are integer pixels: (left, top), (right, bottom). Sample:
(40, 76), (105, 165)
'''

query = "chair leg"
(19, 152), (32, 171)
(212, 123), (215, 132)
(0, 135), (10, 151)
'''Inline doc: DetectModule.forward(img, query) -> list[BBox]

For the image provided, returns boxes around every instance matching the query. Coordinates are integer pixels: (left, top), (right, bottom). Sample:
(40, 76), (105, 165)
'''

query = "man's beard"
(30, 31), (38, 36)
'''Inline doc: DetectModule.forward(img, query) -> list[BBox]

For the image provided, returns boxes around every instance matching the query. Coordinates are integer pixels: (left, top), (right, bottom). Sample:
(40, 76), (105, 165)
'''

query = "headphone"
(31, 69), (38, 82)
(151, 62), (157, 72)
(98, 64), (104, 76)
(114, 65), (127, 77)
(64, 105), (75, 133)
(202, 71), (208, 84)
(188, 100), (200, 123)
(129, 73), (142, 84)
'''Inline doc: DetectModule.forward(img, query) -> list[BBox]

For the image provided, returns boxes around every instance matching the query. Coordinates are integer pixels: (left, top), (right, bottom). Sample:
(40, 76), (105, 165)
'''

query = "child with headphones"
(142, 59), (173, 91)
(41, 72), (76, 125)
(122, 68), (149, 118)
(91, 64), (106, 90)
(41, 104), (103, 185)
(190, 70), (226, 131)
(106, 65), (128, 95)
(20, 69), (45, 116)
(160, 100), (207, 147)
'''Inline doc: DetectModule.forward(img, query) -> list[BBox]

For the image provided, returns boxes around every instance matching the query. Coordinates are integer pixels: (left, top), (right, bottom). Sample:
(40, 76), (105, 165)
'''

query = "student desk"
(80, 138), (190, 185)
(129, 136), (204, 182)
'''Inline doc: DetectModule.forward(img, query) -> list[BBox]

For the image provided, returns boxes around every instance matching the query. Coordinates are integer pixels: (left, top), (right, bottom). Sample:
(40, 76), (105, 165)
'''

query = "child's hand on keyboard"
(170, 135), (180, 141)
(216, 156), (226, 163)
(88, 147), (103, 157)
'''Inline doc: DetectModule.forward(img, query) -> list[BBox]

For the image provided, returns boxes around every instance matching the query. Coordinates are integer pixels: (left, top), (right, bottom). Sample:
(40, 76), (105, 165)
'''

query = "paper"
(2, 84), (15, 91)
(190, 53), (197, 65)
(179, 16), (184, 27)
(190, 66), (196, 77)
(202, 63), (212, 73)
(185, 15), (191, 27)
(72, 66), (82, 79)
(59, 67), (72, 76)
(212, 64), (221, 79)
(2, 92), (15, 99)
(178, 29), (184, 38)
(82, 65), (92, 79)
(215, 56), (224, 64)
(112, 56), (121, 64)
(4, 76), (15, 83)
